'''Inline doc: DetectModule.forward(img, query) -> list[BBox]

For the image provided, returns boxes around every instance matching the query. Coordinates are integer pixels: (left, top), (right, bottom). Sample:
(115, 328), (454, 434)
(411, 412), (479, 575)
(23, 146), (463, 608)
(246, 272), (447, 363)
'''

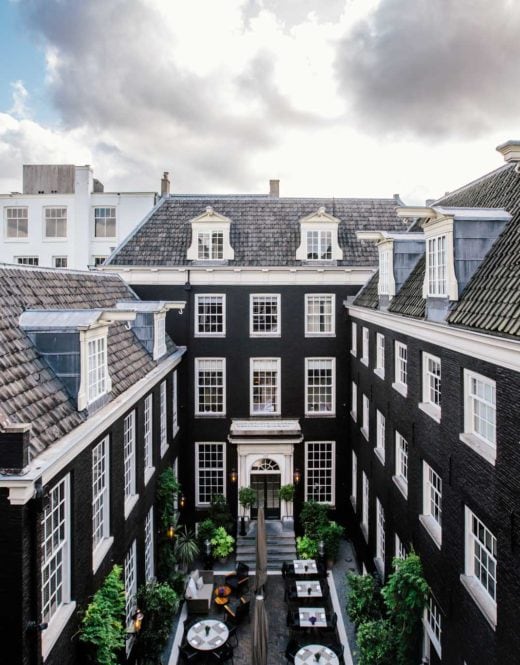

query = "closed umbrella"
(252, 594), (269, 665)
(255, 505), (268, 593)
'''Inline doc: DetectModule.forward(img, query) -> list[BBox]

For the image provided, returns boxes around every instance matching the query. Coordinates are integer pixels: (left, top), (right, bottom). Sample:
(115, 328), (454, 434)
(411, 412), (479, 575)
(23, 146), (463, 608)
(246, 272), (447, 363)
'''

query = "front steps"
(236, 519), (297, 571)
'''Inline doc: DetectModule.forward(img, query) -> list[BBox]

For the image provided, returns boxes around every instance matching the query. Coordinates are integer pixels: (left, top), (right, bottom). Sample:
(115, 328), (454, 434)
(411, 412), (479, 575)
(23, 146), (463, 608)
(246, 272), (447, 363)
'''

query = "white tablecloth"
(296, 580), (322, 598)
(295, 645), (339, 665)
(293, 559), (318, 574)
(187, 619), (229, 651)
(298, 607), (327, 628)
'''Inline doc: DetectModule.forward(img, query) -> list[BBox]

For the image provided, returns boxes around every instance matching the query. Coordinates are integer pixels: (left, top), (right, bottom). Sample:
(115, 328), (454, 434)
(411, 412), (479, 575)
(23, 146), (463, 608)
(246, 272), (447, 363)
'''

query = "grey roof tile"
(388, 255), (426, 319)
(352, 270), (379, 309)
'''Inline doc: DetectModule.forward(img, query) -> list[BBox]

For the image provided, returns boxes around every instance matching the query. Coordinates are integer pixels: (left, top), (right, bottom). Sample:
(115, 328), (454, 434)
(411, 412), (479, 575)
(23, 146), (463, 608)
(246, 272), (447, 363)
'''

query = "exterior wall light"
(179, 493), (186, 509)
(166, 525), (175, 539)
(293, 468), (302, 485)
(230, 468), (238, 483)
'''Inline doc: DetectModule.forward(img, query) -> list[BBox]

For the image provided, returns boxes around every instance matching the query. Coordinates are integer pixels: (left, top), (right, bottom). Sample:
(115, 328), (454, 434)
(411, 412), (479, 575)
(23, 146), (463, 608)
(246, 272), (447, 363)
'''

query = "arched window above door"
(252, 458), (280, 472)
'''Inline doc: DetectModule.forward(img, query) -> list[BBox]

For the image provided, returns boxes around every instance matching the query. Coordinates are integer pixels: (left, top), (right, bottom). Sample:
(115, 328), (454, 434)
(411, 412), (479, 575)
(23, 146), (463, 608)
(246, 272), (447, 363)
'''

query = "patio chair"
(323, 611), (338, 635)
(284, 638), (301, 664)
(281, 561), (295, 579)
(224, 597), (250, 625)
(179, 643), (204, 664)
(209, 642), (234, 664)
(330, 642), (346, 665)
(225, 562), (250, 595)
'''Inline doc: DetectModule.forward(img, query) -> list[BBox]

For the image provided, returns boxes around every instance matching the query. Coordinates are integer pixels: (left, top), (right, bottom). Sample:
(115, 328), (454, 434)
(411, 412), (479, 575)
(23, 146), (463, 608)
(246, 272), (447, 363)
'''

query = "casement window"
(394, 432), (408, 499)
(251, 358), (280, 415)
(351, 381), (358, 421)
(306, 230), (332, 260)
(376, 499), (385, 576)
(195, 358), (226, 415)
(420, 462), (442, 547)
(350, 322), (358, 356)
(123, 411), (137, 515)
(198, 231), (224, 260)
(395, 534), (406, 560)
(393, 341), (408, 396)
(375, 410), (385, 464)
(195, 294), (225, 336)
(16, 255), (39, 265)
(144, 394), (154, 483)
(160, 380), (168, 456)
(172, 371), (179, 436)
(250, 294), (280, 336)
(424, 596), (442, 659)
(53, 256), (68, 268)
(461, 370), (496, 464)
(44, 207), (67, 238)
(427, 235), (447, 296)
(379, 249), (390, 294)
(361, 394), (369, 439)
(375, 333), (385, 378)
(305, 441), (335, 504)
(361, 327), (369, 365)
(351, 451), (357, 508)
(87, 336), (108, 403)
(462, 507), (497, 628)
(6, 207), (28, 238)
(92, 437), (111, 567)
(153, 313), (166, 359)
(305, 358), (335, 415)
(94, 207), (116, 238)
(144, 507), (155, 582)
(92, 256), (107, 267)
(124, 540), (137, 653)
(305, 294), (335, 336)
(196, 442), (225, 506)
(361, 472), (369, 539)
(420, 352), (441, 421)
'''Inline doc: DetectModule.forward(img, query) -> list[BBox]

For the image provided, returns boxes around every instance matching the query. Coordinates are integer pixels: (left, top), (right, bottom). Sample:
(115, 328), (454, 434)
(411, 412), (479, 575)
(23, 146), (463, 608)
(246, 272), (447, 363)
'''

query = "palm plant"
(174, 525), (199, 571)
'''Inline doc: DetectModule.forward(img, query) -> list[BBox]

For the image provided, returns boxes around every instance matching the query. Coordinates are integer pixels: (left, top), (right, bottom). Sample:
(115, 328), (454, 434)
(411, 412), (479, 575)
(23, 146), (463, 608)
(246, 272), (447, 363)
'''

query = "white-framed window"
(375, 410), (385, 464)
(424, 596), (442, 659)
(394, 432), (408, 499)
(196, 442), (225, 506)
(421, 352), (441, 421)
(94, 207), (116, 238)
(195, 294), (225, 336)
(462, 507), (497, 627)
(250, 358), (280, 415)
(124, 540), (137, 653)
(87, 335), (108, 404)
(305, 441), (335, 504)
(306, 230), (332, 260)
(375, 333), (385, 378)
(361, 472), (369, 539)
(172, 371), (179, 436)
(376, 498), (385, 576)
(361, 327), (369, 365)
(154, 313), (166, 359)
(351, 450), (357, 508)
(44, 207), (67, 238)
(92, 437), (110, 564)
(195, 358), (226, 415)
(393, 341), (408, 396)
(420, 462), (442, 547)
(16, 255), (39, 265)
(461, 370), (496, 464)
(123, 411), (137, 515)
(427, 235), (447, 296)
(250, 294), (281, 336)
(197, 230), (224, 260)
(361, 394), (369, 439)
(351, 321), (357, 356)
(92, 255), (107, 267)
(379, 249), (390, 294)
(144, 507), (155, 582)
(395, 534), (406, 560)
(144, 394), (154, 483)
(305, 358), (335, 416)
(160, 380), (168, 456)
(305, 294), (335, 336)
(53, 256), (68, 268)
(172, 457), (179, 511)
(5, 206), (28, 238)
(351, 381), (358, 421)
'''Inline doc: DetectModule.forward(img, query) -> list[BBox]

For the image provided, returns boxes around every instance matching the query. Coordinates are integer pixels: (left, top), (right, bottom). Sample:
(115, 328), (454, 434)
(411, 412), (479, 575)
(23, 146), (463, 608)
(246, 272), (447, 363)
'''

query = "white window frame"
(5, 206), (28, 239)
(197, 230), (224, 260)
(194, 294), (226, 337)
(375, 333), (385, 379)
(427, 234), (447, 297)
(375, 410), (385, 464)
(395, 534), (406, 560)
(361, 472), (369, 540)
(123, 410), (138, 518)
(92, 255), (108, 267)
(375, 498), (385, 578)
(44, 206), (67, 239)
(361, 394), (369, 440)
(393, 341), (408, 397)
(461, 506), (497, 629)
(305, 294), (335, 337)
(350, 321), (357, 356)
(92, 436), (113, 571)
(305, 441), (335, 505)
(87, 334), (109, 404)
(361, 327), (369, 366)
(305, 357), (335, 416)
(125, 540), (137, 655)
(305, 229), (333, 261)
(378, 247), (392, 295)
(250, 294), (281, 337)
(195, 358), (226, 416)
(94, 206), (116, 239)
(144, 394), (154, 485)
(420, 462), (442, 548)
(351, 451), (357, 509)
(350, 381), (357, 421)
(53, 256), (68, 268)
(420, 352), (441, 422)
(160, 380), (168, 457)
(195, 442), (226, 507)
(144, 507), (155, 582)
(460, 370), (496, 465)
(250, 357), (281, 416)
(423, 596), (442, 659)
(153, 312), (167, 360)
(15, 255), (39, 265)
(172, 371), (179, 437)
(393, 432), (408, 499)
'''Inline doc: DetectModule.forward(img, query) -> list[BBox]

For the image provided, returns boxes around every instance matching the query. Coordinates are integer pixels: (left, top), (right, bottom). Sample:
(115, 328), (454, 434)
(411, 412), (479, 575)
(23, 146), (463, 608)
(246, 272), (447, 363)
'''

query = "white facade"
(0, 165), (155, 270)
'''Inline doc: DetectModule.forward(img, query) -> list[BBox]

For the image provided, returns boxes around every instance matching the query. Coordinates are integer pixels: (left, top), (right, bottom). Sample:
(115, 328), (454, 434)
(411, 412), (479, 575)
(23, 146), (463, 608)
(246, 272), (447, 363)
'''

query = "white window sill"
(41, 601), (77, 661)
(350, 411), (357, 422)
(250, 412), (281, 417)
(374, 447), (385, 466)
(419, 402), (441, 423)
(350, 350), (357, 358)
(374, 557), (385, 580)
(392, 475), (408, 500)
(460, 574), (497, 630)
(392, 382), (408, 398)
(194, 332), (226, 338)
(459, 433), (496, 466)
(361, 523), (369, 542)
(374, 368), (385, 380)
(305, 332), (335, 338)
(144, 466), (155, 486)
(93, 536), (114, 573)
(423, 619), (442, 659)
(419, 514), (442, 549)
(350, 496), (356, 511)
(195, 412), (226, 418)
(124, 494), (139, 520)
(305, 413), (336, 418)
(160, 443), (169, 458)
(361, 427), (369, 441)
(172, 425), (180, 439)
(250, 333), (281, 338)
(361, 357), (369, 367)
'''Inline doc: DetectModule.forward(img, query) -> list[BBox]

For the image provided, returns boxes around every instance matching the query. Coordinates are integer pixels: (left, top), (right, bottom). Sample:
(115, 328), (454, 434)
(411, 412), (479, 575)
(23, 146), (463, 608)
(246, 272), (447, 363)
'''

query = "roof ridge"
(0, 262), (124, 279)
(165, 194), (398, 202)
(434, 162), (513, 204)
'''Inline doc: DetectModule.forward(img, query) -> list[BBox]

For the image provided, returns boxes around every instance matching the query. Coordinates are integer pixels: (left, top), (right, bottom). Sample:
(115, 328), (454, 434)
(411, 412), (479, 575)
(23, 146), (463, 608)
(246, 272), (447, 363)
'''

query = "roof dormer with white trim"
(186, 206), (234, 263)
(296, 207), (343, 263)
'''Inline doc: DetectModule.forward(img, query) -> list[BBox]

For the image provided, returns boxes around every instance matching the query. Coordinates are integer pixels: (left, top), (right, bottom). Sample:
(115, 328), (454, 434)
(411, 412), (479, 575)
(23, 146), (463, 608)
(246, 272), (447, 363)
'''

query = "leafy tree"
(299, 500), (330, 539)
(156, 468), (181, 533)
(356, 619), (396, 665)
(197, 518), (217, 549)
(209, 493), (234, 533)
(296, 535), (319, 560)
(135, 581), (180, 664)
(346, 571), (384, 627)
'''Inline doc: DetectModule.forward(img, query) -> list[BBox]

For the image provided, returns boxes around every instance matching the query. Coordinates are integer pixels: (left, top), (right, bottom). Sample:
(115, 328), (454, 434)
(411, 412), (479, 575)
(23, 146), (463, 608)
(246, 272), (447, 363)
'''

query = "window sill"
(361, 523), (369, 542)
(350, 350), (357, 358)
(392, 382), (408, 398)
(305, 332), (336, 338)
(460, 574), (497, 630)
(418, 402), (441, 423)
(374, 448), (385, 466)
(392, 475), (408, 500)
(361, 358), (369, 367)
(195, 413), (227, 418)
(124, 494), (139, 520)
(250, 333), (281, 338)
(374, 557), (384, 580)
(305, 412), (336, 418)
(350, 496), (356, 511)
(194, 332), (226, 338)
(93, 536), (114, 573)
(374, 368), (385, 380)
(160, 444), (169, 458)
(144, 466), (155, 486)
(350, 411), (357, 422)
(361, 427), (369, 441)
(459, 433), (496, 466)
(42, 601), (77, 661)
(419, 514), (442, 549)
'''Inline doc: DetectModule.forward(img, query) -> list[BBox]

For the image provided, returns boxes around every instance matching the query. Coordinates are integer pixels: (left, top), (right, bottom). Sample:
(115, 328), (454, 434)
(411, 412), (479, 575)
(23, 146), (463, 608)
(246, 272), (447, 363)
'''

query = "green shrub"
(174, 525), (199, 570)
(356, 619), (396, 665)
(238, 486), (257, 515)
(209, 493), (234, 534)
(346, 571), (384, 627)
(135, 581), (180, 663)
(197, 518), (217, 549)
(211, 526), (235, 558)
(156, 468), (181, 533)
(299, 501), (329, 539)
(318, 520), (344, 561)
(296, 535), (319, 560)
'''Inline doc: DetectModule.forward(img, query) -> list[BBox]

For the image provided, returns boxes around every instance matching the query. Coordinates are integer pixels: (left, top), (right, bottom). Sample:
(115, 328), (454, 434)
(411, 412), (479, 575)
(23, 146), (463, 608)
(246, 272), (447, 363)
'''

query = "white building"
(0, 164), (156, 270)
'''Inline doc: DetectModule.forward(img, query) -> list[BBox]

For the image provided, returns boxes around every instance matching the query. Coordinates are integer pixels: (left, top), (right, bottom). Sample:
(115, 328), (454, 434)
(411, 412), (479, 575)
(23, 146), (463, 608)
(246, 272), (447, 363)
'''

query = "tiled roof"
(108, 195), (405, 267)
(0, 265), (159, 457)
(388, 255), (426, 318)
(352, 270), (379, 309)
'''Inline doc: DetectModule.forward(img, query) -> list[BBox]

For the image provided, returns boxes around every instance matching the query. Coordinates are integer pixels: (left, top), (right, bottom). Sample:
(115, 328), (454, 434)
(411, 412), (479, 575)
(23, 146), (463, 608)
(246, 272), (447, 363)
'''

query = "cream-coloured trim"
(377, 241), (395, 296)
(186, 207), (234, 261)
(422, 217), (457, 300)
(78, 326), (112, 411)
(296, 207), (343, 261)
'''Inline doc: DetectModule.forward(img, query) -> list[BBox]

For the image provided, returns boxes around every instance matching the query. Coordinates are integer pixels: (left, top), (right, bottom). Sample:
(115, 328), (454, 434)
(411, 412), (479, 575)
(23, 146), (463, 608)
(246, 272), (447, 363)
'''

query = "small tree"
(238, 486), (256, 517)
(279, 484), (295, 518)
(135, 581), (180, 664)
(346, 571), (384, 627)
(299, 500), (329, 539)
(356, 619), (396, 665)
(156, 468), (181, 533)
(209, 493), (234, 534)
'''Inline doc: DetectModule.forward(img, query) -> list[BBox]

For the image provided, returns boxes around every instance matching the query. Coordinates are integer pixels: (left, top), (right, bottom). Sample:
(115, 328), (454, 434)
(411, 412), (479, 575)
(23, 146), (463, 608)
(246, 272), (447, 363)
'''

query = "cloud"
(9, 81), (30, 119)
(335, 0), (520, 138)
(243, 0), (347, 28)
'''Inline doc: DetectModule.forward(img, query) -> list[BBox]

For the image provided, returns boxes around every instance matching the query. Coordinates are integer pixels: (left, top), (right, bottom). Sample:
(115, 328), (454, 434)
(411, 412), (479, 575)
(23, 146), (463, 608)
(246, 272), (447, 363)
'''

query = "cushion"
(186, 577), (198, 599)
(196, 576), (204, 591)
(191, 569), (200, 582)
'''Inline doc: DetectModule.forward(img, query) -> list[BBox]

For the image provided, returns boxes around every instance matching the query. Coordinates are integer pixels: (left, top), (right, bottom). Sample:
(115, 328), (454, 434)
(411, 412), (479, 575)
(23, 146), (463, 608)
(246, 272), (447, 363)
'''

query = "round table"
(214, 585), (232, 606)
(294, 644), (340, 665)
(187, 619), (229, 652)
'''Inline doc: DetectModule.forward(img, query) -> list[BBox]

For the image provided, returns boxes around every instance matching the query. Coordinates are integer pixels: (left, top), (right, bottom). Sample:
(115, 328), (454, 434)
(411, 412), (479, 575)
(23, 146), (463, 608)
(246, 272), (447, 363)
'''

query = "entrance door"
(250, 458), (281, 520)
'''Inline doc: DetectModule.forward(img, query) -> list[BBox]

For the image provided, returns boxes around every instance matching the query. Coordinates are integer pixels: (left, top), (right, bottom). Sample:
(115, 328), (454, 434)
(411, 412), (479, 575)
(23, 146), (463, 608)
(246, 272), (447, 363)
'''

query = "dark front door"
(251, 473), (281, 519)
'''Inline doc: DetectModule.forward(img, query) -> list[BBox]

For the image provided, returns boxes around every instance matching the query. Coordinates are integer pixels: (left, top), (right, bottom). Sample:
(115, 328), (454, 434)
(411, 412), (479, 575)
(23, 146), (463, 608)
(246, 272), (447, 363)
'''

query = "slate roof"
(388, 255), (426, 318)
(352, 270), (379, 308)
(108, 195), (405, 267)
(0, 265), (165, 458)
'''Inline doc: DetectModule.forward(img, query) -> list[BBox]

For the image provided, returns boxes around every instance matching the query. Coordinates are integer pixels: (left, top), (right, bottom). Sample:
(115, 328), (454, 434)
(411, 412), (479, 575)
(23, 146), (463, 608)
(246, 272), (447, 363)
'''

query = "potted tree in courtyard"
(211, 526), (235, 564)
(279, 484), (295, 523)
(238, 486), (256, 536)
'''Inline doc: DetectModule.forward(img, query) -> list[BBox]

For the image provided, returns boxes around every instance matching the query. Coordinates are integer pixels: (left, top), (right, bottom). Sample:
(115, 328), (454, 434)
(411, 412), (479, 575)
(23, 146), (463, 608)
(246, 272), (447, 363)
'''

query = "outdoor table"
(293, 559), (318, 575)
(187, 619), (229, 651)
(295, 580), (322, 598)
(298, 607), (327, 628)
(295, 644), (340, 665)
(214, 585), (232, 606)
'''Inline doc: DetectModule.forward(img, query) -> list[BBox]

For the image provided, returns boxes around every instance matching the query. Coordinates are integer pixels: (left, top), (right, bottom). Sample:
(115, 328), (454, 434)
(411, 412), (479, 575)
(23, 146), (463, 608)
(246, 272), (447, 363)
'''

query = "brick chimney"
(161, 171), (171, 196)
(269, 179), (280, 198)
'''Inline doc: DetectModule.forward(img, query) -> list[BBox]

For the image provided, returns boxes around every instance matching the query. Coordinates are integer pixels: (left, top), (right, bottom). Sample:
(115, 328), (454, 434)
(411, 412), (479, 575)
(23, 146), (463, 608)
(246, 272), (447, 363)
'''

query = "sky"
(0, 0), (519, 204)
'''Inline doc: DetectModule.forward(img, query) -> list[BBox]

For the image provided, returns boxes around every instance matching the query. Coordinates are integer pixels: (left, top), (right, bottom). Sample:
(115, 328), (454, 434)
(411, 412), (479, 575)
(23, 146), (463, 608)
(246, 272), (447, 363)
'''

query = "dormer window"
(87, 335), (108, 402)
(296, 207), (342, 263)
(198, 231), (223, 260)
(427, 235), (447, 296)
(154, 313), (167, 359)
(187, 207), (234, 262)
(378, 247), (391, 295)
(306, 230), (332, 260)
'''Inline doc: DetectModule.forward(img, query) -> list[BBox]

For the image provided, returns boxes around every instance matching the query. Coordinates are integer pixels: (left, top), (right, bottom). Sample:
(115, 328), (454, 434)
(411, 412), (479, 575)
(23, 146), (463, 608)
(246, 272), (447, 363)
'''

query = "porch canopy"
(228, 419), (303, 444)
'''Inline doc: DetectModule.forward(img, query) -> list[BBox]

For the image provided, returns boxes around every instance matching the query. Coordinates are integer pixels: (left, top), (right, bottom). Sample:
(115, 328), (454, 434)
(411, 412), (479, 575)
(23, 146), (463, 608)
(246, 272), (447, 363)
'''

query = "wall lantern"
(127, 609), (144, 637)
(229, 468), (238, 484)
(293, 468), (302, 485)
(179, 493), (186, 509)
(166, 525), (175, 539)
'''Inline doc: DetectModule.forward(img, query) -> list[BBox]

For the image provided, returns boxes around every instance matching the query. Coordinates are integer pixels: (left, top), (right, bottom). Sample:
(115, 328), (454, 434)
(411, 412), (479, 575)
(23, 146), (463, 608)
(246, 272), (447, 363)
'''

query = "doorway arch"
(250, 458), (281, 519)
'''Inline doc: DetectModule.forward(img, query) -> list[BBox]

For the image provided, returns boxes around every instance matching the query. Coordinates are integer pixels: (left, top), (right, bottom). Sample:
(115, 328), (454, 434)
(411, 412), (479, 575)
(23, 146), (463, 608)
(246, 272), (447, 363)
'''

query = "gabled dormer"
(296, 207), (343, 263)
(186, 206), (234, 262)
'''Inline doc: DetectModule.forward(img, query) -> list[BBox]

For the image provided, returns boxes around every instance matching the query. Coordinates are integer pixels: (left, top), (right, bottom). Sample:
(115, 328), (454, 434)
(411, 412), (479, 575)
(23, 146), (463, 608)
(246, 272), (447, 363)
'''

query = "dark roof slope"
(108, 195), (405, 267)
(388, 255), (426, 319)
(0, 265), (158, 457)
(352, 270), (379, 309)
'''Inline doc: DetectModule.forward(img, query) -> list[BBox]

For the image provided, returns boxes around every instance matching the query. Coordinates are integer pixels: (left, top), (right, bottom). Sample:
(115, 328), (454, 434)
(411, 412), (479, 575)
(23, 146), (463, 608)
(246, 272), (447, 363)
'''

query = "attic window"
(427, 235), (447, 296)
(186, 207), (234, 262)
(198, 231), (224, 260)
(88, 336), (108, 403)
(154, 313), (167, 359)
(296, 207), (342, 263)
(379, 248), (391, 295)
(306, 230), (332, 260)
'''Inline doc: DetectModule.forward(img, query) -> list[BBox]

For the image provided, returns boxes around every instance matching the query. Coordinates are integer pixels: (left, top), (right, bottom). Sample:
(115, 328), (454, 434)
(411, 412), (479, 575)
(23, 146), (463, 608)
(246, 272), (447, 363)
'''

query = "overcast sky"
(0, 0), (519, 203)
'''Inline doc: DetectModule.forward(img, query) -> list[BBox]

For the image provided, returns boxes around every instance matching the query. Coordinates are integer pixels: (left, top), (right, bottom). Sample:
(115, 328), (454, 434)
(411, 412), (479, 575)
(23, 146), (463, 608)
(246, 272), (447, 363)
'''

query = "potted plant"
(209, 493), (234, 534)
(238, 486), (256, 536)
(135, 581), (180, 664)
(296, 535), (319, 560)
(210, 526), (235, 563)
(279, 484), (295, 521)
(319, 520), (344, 568)
(299, 500), (330, 539)
(174, 525), (199, 572)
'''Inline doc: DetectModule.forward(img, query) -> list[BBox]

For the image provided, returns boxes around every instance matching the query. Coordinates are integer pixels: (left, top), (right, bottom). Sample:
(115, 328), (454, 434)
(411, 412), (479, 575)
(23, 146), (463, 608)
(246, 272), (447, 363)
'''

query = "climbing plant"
(135, 581), (180, 664)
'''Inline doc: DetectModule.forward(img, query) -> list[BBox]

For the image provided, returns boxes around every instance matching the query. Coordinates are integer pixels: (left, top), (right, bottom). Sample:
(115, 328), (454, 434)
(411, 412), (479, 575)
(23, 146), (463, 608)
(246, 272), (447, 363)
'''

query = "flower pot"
(218, 556), (228, 565)
(326, 558), (334, 570)
(239, 516), (247, 536)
